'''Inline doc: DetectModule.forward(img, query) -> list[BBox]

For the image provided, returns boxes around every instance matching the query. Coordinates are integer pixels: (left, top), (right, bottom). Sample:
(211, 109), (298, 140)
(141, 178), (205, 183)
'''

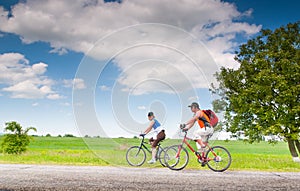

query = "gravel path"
(0, 164), (300, 191)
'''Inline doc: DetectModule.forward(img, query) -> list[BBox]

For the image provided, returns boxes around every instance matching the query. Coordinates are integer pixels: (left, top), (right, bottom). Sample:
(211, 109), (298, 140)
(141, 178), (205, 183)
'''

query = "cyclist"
(181, 102), (213, 152)
(141, 111), (166, 164)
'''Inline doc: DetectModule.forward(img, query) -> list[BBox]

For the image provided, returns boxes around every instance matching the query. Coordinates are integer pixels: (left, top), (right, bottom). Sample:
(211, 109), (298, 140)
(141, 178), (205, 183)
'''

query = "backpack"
(200, 109), (219, 128)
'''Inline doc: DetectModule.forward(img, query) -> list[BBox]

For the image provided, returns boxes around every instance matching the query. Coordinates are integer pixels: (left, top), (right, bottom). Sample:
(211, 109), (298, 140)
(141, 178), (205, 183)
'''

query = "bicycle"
(126, 134), (167, 167)
(164, 128), (232, 172)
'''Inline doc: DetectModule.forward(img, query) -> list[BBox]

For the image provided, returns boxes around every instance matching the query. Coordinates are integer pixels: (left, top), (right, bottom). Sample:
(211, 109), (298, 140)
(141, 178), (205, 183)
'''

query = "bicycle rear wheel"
(126, 146), (146, 166)
(206, 146), (231, 172)
(164, 145), (189, 171)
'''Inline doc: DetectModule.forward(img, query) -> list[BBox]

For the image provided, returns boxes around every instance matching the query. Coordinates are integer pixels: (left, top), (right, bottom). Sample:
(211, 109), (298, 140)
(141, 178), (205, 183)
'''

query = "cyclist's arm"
(185, 111), (202, 130)
(143, 120), (155, 134)
(184, 116), (197, 130)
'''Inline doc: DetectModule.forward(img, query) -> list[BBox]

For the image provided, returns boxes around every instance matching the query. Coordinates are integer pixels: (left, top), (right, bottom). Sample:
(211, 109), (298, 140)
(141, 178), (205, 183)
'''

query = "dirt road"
(0, 164), (299, 191)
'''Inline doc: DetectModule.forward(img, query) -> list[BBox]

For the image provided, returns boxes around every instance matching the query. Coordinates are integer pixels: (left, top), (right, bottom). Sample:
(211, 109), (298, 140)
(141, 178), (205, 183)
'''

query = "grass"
(187, 140), (300, 172)
(0, 136), (299, 171)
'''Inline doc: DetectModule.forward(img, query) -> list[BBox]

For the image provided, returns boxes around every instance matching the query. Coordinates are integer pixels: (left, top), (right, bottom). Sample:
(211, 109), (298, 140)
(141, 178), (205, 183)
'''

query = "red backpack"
(201, 109), (219, 128)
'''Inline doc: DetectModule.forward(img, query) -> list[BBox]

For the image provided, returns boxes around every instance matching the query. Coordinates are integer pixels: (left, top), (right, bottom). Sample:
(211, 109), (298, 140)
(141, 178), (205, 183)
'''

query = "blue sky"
(0, 0), (299, 138)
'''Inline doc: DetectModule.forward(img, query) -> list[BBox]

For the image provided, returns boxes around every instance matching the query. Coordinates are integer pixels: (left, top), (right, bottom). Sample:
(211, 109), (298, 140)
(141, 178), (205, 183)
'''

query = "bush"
(1, 121), (37, 154)
(64, 134), (75, 137)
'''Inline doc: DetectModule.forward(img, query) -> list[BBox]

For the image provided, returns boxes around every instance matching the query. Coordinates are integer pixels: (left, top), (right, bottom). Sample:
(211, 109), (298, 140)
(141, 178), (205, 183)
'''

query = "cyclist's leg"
(201, 126), (214, 143)
(193, 129), (206, 148)
(149, 137), (154, 145)
(152, 130), (166, 161)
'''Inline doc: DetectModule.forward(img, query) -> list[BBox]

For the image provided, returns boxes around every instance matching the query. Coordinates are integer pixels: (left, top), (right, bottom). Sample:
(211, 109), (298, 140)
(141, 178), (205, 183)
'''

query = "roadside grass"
(0, 136), (299, 171)
(187, 140), (299, 172)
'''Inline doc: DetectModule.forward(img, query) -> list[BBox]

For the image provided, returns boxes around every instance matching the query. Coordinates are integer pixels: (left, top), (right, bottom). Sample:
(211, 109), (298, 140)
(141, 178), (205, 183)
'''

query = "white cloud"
(32, 62), (48, 75)
(0, 0), (261, 59)
(188, 96), (199, 101)
(112, 42), (218, 95)
(73, 78), (86, 90)
(0, 0), (261, 95)
(0, 53), (62, 99)
(99, 85), (110, 91)
(63, 79), (73, 88)
(47, 93), (64, 100)
(3, 80), (49, 99)
(63, 78), (86, 90)
(32, 102), (39, 107)
(60, 102), (70, 106)
(137, 105), (146, 110)
(49, 47), (68, 55)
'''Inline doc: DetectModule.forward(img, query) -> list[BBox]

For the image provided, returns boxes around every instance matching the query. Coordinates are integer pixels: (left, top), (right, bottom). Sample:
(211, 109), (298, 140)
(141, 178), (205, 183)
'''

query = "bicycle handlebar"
(179, 124), (186, 129)
(179, 124), (188, 133)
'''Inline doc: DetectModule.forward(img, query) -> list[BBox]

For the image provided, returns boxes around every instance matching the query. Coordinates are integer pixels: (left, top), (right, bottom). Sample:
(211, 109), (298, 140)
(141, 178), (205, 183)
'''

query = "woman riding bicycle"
(141, 112), (166, 164)
(182, 102), (213, 152)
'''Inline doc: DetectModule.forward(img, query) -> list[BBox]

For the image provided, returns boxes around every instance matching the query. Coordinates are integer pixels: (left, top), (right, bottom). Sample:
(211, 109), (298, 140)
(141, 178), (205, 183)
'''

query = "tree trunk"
(295, 140), (300, 154)
(287, 139), (298, 157)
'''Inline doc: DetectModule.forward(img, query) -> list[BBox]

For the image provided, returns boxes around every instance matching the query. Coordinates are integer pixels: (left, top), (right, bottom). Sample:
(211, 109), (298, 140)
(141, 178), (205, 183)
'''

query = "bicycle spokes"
(206, 146), (231, 172)
(164, 145), (189, 171)
(126, 146), (146, 166)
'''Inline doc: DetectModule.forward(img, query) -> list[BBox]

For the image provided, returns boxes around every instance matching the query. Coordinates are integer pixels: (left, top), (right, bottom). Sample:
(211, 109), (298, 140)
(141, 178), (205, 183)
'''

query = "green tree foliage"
(212, 22), (300, 159)
(1, 121), (37, 154)
(64, 134), (75, 137)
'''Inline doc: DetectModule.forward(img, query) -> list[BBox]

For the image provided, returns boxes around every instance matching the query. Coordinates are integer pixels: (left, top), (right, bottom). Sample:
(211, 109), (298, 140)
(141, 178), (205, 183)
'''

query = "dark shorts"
(149, 130), (166, 147)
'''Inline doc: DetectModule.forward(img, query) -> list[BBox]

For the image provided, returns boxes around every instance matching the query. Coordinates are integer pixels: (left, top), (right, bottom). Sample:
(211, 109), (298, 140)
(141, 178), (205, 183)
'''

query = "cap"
(188, 102), (200, 109)
(147, 112), (154, 117)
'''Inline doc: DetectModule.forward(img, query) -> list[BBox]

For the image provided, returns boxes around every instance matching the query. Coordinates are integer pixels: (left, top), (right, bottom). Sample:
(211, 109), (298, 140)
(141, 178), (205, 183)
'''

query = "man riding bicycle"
(181, 102), (213, 152)
(141, 112), (166, 164)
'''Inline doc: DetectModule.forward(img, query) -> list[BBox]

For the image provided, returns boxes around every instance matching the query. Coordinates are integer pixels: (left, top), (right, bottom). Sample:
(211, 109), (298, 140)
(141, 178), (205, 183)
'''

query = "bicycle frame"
(138, 136), (152, 153)
(138, 135), (162, 154)
(177, 131), (217, 162)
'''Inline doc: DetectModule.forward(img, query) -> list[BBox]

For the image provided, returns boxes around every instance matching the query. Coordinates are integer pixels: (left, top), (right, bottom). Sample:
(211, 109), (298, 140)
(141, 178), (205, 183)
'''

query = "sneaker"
(148, 159), (156, 164)
(201, 157), (207, 167)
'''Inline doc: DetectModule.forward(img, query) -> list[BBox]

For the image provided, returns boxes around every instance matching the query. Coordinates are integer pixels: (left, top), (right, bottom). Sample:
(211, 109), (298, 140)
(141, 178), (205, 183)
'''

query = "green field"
(0, 136), (299, 172)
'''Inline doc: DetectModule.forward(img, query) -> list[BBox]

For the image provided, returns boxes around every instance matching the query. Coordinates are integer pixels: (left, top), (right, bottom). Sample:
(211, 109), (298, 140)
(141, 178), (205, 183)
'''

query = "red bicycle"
(164, 129), (231, 172)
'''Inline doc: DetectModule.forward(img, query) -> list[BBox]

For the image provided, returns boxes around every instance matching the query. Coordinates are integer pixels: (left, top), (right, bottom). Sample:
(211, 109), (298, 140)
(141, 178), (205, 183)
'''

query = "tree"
(64, 134), (75, 137)
(212, 21), (300, 161)
(1, 121), (37, 154)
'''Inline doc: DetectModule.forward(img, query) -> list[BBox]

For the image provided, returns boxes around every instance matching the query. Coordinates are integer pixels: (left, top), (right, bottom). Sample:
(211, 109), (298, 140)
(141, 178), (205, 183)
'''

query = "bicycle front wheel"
(164, 145), (189, 171)
(126, 146), (146, 166)
(157, 146), (167, 167)
(206, 146), (231, 172)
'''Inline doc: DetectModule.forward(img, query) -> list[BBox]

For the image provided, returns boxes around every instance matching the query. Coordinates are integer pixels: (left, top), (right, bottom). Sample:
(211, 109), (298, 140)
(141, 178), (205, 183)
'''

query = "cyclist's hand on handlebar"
(179, 123), (185, 129)
(182, 128), (188, 132)
(179, 124), (186, 129)
(180, 124), (188, 132)
(139, 133), (146, 137)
